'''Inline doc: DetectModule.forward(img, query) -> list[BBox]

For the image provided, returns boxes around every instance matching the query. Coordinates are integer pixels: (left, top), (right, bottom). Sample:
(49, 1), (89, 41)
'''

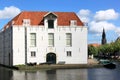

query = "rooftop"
(4, 11), (84, 29)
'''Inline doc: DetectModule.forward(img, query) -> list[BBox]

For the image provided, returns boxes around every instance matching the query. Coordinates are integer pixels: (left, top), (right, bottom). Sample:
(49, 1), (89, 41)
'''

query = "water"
(0, 65), (120, 80)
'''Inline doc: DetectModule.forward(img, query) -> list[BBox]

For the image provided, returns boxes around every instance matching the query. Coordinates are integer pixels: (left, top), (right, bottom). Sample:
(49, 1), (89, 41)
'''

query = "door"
(46, 53), (56, 64)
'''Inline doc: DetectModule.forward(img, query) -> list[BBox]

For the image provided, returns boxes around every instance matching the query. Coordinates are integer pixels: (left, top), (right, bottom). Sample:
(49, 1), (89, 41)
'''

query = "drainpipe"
(25, 27), (27, 65)
(10, 26), (13, 66)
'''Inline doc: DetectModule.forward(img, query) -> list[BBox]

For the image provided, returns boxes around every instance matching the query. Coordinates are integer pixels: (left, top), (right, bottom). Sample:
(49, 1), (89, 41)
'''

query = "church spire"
(101, 28), (107, 45)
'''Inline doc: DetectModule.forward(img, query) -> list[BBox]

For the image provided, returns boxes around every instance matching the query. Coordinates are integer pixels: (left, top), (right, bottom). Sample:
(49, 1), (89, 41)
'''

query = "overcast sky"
(0, 0), (120, 44)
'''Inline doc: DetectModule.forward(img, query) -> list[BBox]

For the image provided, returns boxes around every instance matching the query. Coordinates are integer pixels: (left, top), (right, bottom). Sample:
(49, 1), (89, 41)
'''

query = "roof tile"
(4, 11), (84, 29)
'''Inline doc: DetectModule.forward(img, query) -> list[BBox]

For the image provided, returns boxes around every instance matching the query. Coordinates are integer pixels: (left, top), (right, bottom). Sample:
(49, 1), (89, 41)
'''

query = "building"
(101, 28), (107, 45)
(88, 43), (100, 47)
(0, 11), (87, 66)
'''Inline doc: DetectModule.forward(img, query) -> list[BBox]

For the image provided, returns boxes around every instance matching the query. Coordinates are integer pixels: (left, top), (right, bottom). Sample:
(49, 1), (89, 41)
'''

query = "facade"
(0, 11), (87, 66)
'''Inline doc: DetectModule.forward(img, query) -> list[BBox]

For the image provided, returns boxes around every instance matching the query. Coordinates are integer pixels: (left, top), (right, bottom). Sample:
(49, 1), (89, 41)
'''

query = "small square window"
(31, 51), (36, 57)
(70, 20), (77, 26)
(23, 19), (30, 26)
(67, 51), (72, 57)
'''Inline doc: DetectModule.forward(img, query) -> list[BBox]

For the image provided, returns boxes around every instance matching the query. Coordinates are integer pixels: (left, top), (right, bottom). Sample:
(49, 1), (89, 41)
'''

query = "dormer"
(44, 12), (57, 29)
(70, 20), (77, 27)
(23, 19), (30, 26)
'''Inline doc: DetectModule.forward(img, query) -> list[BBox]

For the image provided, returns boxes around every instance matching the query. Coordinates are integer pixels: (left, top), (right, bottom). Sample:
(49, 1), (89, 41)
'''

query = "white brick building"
(0, 11), (87, 66)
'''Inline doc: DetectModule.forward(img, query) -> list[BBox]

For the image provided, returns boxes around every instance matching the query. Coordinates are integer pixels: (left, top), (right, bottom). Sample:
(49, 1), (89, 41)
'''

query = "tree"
(88, 45), (98, 56)
(88, 40), (120, 59)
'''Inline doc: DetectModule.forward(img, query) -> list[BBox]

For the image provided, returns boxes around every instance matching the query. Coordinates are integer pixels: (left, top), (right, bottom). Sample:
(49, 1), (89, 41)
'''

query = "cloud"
(77, 9), (91, 23)
(88, 9), (119, 36)
(115, 27), (120, 36)
(0, 6), (21, 19)
(89, 21), (116, 34)
(78, 9), (90, 17)
(94, 9), (119, 21)
(78, 9), (120, 43)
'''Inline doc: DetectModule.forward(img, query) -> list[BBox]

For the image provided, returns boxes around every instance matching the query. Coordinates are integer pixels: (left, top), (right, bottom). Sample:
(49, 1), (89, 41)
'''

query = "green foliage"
(98, 44), (111, 53)
(113, 40), (120, 53)
(88, 40), (120, 57)
(88, 45), (98, 56)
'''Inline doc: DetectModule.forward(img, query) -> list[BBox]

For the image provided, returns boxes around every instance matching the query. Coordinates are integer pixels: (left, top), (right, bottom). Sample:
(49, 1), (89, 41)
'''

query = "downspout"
(25, 27), (27, 65)
(10, 26), (13, 66)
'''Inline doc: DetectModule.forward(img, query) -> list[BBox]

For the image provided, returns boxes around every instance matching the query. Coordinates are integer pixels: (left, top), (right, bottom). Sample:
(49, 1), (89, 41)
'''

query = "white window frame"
(48, 33), (54, 47)
(23, 19), (30, 26)
(30, 33), (36, 47)
(66, 33), (72, 47)
(70, 20), (77, 26)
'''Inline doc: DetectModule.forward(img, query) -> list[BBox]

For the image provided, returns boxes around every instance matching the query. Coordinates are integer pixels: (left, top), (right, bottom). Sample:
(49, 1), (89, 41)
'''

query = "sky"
(0, 0), (120, 44)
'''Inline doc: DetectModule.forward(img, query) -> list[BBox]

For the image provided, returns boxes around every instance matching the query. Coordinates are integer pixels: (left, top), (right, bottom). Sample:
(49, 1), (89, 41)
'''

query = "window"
(31, 51), (36, 57)
(66, 33), (72, 46)
(48, 20), (54, 28)
(67, 51), (72, 57)
(70, 20), (77, 26)
(48, 33), (54, 46)
(23, 19), (30, 26)
(30, 33), (36, 47)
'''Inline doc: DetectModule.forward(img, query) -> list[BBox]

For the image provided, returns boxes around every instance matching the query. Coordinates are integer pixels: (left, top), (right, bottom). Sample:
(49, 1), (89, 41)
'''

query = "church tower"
(101, 28), (107, 44)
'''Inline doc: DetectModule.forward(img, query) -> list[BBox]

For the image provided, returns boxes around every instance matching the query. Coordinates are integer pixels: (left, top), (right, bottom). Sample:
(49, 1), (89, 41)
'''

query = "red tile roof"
(4, 11), (84, 29)
(88, 43), (101, 47)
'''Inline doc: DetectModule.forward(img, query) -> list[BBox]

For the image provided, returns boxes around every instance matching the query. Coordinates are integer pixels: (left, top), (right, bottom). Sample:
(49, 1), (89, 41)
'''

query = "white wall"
(11, 25), (87, 65)
(0, 14), (87, 66)
(12, 26), (25, 65)
(0, 25), (87, 65)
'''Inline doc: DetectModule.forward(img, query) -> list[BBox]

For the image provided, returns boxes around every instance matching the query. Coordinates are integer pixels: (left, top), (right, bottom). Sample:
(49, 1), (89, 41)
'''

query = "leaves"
(88, 45), (98, 56)
(88, 40), (120, 56)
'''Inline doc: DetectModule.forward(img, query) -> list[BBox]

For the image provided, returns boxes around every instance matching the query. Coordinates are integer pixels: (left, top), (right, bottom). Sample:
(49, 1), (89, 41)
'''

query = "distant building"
(0, 11), (87, 66)
(101, 28), (107, 45)
(88, 43), (101, 47)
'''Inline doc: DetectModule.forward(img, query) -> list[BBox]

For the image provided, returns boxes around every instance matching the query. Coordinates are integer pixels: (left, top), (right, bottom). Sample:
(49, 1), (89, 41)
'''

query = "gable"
(44, 12), (57, 18)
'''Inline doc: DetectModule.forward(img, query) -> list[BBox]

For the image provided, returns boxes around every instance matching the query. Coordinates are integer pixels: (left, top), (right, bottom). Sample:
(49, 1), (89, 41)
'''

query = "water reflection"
(0, 67), (13, 80)
(56, 69), (88, 80)
(12, 69), (88, 80)
(0, 66), (120, 80)
(88, 68), (120, 80)
(46, 70), (57, 80)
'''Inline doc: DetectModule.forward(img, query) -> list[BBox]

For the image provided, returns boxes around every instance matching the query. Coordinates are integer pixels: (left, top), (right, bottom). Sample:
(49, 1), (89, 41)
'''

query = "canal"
(0, 64), (120, 80)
